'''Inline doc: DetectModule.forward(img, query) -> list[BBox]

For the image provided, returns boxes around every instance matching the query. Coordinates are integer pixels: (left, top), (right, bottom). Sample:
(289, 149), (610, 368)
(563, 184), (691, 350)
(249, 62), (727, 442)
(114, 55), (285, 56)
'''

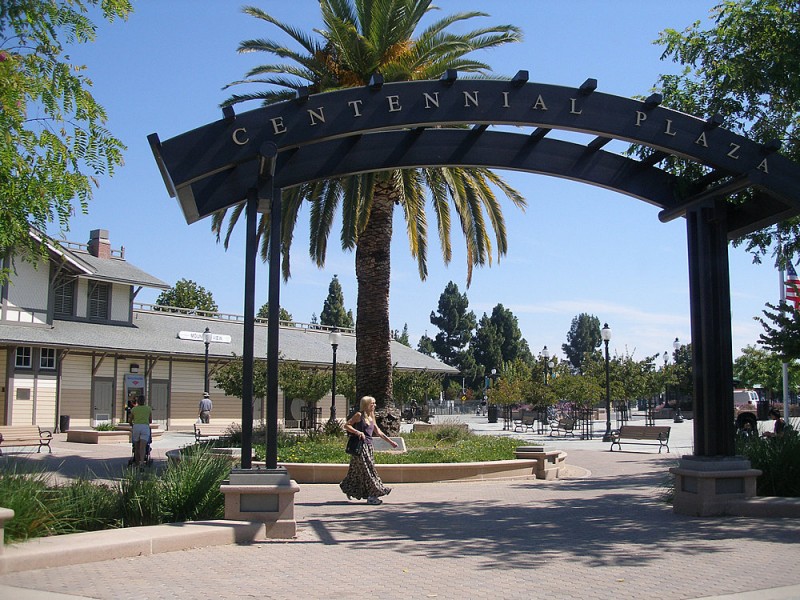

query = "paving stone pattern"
(1, 414), (799, 600)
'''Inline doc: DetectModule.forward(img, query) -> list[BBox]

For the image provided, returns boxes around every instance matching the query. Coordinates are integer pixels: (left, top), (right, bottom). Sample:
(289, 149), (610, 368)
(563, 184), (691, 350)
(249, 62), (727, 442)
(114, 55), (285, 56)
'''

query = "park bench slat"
(610, 425), (670, 453)
(193, 423), (235, 443)
(0, 425), (53, 454)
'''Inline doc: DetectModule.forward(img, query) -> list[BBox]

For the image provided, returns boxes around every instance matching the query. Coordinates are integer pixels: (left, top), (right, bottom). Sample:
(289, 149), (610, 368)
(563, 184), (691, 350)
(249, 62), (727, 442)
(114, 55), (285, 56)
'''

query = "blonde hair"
(359, 396), (376, 414)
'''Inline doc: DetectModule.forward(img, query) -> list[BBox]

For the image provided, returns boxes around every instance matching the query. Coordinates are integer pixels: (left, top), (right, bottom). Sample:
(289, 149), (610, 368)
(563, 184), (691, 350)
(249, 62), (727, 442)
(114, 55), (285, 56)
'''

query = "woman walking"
(340, 396), (398, 505)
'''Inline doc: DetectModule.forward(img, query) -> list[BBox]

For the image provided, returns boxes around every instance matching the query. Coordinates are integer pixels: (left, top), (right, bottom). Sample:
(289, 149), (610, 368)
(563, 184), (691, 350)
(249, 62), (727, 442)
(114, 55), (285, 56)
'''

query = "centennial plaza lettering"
(228, 84), (771, 175)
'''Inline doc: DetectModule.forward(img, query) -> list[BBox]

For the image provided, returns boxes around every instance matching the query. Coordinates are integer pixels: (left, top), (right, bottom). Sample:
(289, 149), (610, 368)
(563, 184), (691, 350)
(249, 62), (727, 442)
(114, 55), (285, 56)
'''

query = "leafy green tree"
(561, 314), (602, 373)
(0, 0), (131, 283)
(551, 371), (603, 411)
(319, 275), (354, 329)
(671, 342), (694, 402)
(155, 279), (218, 313)
(488, 359), (532, 408)
(392, 324), (410, 347)
(757, 302), (800, 360)
(609, 351), (660, 410)
(392, 369), (442, 406)
(214, 355), (268, 400)
(214, 1), (524, 408)
(653, 0), (800, 263)
(334, 363), (357, 414)
(256, 303), (293, 322)
(278, 362), (331, 407)
(735, 344), (799, 398)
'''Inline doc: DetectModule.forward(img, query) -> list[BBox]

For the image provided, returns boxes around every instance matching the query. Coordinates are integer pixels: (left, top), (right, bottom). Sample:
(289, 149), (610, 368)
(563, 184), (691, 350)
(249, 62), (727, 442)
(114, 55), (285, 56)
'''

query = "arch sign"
(150, 72), (800, 463)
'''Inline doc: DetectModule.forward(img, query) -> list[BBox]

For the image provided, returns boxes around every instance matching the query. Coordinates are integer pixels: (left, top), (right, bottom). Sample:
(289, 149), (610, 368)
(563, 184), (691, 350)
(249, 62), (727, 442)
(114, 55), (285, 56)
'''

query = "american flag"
(787, 263), (800, 309)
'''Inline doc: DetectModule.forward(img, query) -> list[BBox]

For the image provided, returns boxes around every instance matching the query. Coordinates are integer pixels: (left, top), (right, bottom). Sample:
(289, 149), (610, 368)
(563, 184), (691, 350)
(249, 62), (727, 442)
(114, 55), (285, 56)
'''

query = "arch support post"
(686, 200), (735, 458)
(672, 200), (761, 516)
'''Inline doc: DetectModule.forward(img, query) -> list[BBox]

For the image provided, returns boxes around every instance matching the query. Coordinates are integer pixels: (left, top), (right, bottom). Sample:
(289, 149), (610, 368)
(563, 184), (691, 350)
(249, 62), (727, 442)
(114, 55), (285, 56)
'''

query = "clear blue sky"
(53, 0), (782, 362)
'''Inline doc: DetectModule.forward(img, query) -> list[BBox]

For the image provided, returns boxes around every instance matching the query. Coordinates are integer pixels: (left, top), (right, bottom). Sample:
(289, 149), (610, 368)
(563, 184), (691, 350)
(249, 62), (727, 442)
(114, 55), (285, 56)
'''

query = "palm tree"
(215, 0), (526, 409)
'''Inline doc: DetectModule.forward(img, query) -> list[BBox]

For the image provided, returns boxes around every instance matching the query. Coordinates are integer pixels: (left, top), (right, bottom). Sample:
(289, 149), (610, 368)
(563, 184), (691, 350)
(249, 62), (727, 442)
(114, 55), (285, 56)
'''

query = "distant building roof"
(0, 309), (458, 374)
(68, 250), (170, 289)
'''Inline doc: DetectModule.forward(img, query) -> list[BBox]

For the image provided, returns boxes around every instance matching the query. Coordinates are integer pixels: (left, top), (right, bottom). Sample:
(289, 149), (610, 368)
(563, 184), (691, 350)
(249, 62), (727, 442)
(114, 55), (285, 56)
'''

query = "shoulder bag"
(345, 420), (364, 455)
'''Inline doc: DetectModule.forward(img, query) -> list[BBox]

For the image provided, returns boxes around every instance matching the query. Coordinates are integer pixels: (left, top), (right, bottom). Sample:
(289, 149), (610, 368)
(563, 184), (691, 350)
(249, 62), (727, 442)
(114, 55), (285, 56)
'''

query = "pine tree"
(320, 275), (354, 328)
(430, 282), (476, 366)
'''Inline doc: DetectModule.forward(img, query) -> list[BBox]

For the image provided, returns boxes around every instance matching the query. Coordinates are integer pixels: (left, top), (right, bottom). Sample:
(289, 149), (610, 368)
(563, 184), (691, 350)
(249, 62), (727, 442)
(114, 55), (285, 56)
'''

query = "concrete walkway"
(1, 414), (799, 599)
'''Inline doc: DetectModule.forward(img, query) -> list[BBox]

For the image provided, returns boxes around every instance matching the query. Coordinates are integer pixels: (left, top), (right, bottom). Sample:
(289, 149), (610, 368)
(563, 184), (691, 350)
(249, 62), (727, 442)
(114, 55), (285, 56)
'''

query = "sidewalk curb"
(0, 520), (267, 575)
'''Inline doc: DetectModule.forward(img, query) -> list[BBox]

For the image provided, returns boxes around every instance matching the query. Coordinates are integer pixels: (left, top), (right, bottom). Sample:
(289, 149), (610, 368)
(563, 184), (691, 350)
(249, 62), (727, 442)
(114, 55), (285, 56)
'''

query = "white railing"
(132, 302), (355, 334)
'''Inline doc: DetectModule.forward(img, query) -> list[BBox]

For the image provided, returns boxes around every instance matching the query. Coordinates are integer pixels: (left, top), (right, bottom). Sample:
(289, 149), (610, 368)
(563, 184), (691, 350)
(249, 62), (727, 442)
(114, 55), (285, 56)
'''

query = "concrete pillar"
(220, 468), (299, 539)
(671, 456), (761, 517)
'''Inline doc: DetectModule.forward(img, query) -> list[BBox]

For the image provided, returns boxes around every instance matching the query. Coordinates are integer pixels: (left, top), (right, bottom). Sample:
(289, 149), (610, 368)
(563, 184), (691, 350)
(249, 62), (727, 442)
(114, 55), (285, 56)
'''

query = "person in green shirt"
(130, 397), (152, 466)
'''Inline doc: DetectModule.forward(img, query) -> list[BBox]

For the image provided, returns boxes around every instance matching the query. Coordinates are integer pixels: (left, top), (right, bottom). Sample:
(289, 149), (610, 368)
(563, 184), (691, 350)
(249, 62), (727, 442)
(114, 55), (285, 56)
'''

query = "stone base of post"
(220, 468), (300, 539)
(670, 456), (761, 517)
(0, 507), (14, 555)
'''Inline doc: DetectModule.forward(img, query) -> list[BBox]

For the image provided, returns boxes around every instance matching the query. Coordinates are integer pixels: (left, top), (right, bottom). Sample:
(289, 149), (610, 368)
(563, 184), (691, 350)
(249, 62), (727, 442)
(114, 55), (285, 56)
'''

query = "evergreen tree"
(320, 275), (354, 329)
(417, 334), (435, 357)
(429, 282), (477, 366)
(562, 313), (602, 373)
(473, 313), (503, 377)
(155, 279), (218, 313)
(392, 324), (411, 347)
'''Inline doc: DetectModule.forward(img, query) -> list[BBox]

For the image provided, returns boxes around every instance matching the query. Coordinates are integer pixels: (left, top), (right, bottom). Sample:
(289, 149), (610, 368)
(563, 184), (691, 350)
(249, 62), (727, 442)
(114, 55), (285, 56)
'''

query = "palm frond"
(241, 6), (322, 55)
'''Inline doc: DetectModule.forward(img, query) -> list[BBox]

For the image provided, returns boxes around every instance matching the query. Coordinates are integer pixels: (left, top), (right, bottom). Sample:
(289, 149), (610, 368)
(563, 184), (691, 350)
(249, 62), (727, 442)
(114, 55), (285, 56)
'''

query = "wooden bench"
(0, 425), (53, 455)
(610, 425), (671, 453)
(194, 423), (235, 443)
(548, 417), (576, 438)
(513, 411), (536, 433)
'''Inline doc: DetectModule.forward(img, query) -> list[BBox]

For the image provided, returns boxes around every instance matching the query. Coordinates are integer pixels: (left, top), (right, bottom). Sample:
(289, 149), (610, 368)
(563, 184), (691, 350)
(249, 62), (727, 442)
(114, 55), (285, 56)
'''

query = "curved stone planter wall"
(66, 427), (163, 444)
(278, 459), (539, 484)
(168, 449), (564, 483)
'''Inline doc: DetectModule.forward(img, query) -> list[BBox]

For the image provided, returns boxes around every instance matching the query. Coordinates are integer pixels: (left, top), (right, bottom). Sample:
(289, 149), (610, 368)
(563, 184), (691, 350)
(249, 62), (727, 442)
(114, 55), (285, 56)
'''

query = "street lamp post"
(328, 329), (341, 422)
(542, 346), (550, 385)
(601, 323), (612, 442)
(672, 337), (683, 422)
(202, 327), (212, 394)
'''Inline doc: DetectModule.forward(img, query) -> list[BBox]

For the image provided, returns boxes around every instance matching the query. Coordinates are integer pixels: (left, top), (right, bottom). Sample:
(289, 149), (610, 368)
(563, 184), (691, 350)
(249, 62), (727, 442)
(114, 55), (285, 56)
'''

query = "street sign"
(177, 330), (231, 343)
(460, 395), (467, 403)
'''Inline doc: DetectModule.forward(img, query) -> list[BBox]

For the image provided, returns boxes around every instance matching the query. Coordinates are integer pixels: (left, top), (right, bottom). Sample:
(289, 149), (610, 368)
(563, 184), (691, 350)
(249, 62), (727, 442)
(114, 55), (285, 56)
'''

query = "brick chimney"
(88, 229), (111, 259)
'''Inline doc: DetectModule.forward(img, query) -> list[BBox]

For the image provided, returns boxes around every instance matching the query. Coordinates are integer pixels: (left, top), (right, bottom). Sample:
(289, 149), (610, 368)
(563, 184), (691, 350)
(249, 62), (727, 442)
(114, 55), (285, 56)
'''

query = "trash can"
(59, 414), (70, 433)
(487, 405), (498, 423)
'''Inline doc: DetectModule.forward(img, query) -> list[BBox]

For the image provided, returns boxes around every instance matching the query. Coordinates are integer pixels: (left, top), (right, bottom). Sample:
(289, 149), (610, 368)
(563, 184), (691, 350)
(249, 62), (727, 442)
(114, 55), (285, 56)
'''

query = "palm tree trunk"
(355, 182), (396, 409)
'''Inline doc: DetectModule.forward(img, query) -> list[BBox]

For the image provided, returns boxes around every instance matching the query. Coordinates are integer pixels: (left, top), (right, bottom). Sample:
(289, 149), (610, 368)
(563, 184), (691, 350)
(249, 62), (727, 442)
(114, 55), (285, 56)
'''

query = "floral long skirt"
(339, 443), (392, 500)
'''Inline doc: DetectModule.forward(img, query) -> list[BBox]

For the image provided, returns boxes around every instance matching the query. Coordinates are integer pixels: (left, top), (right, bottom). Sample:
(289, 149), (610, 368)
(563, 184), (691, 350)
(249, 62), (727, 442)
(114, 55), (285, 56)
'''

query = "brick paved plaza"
(1, 414), (799, 600)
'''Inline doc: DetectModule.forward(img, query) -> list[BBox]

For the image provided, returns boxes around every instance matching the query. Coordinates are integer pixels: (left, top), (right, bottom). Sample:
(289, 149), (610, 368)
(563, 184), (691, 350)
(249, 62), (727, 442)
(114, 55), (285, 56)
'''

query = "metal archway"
(150, 73), (800, 466)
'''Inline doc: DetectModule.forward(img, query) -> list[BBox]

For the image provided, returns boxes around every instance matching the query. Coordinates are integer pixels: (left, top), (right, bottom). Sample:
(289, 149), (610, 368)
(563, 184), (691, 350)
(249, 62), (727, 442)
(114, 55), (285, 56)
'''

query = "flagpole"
(779, 263), (790, 423)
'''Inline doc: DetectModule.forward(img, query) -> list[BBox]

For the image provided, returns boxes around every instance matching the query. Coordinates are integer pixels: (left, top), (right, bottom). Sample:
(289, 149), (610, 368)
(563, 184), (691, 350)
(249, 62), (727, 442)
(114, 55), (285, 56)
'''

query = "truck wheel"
(736, 413), (757, 433)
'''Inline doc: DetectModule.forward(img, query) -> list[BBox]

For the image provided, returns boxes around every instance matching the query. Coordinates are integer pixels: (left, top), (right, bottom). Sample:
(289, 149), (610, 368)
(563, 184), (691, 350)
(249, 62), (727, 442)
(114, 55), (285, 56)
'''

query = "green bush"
(157, 445), (230, 522)
(0, 465), (58, 541)
(736, 427), (800, 497)
(264, 424), (523, 464)
(51, 478), (120, 533)
(0, 445), (232, 542)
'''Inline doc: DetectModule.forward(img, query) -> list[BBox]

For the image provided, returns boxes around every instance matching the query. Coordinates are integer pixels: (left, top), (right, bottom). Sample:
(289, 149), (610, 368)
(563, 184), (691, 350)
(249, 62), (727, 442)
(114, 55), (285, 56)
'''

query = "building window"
(40, 347), (56, 370)
(54, 272), (76, 317)
(15, 347), (32, 368)
(88, 282), (110, 320)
